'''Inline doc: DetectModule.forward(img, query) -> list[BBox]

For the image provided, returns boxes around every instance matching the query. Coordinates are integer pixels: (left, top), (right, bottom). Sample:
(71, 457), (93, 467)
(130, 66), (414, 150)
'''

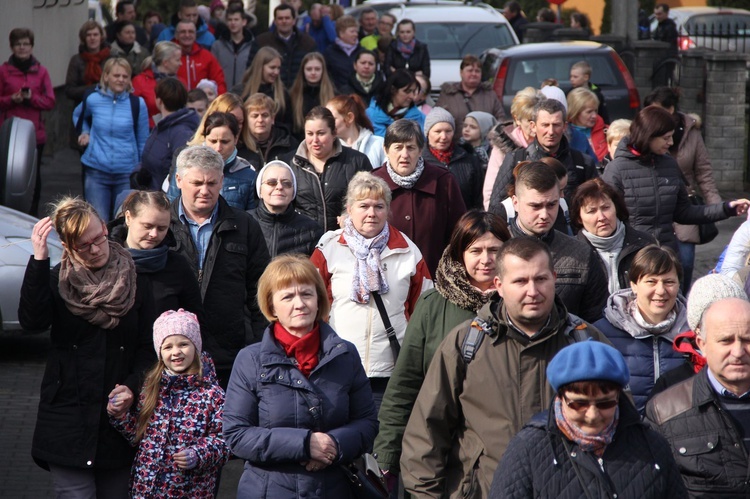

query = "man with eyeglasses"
(646, 274), (750, 496)
(249, 160), (323, 257)
(169, 145), (270, 388)
(400, 236), (609, 498)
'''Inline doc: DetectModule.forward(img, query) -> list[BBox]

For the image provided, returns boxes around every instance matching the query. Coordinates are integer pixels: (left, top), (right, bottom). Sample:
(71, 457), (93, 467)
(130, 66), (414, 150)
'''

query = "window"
(419, 23), (516, 60)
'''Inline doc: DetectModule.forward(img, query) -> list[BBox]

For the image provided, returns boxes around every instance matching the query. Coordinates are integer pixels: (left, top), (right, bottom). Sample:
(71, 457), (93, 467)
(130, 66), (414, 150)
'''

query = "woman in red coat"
(132, 41), (182, 128)
(0, 27), (56, 215)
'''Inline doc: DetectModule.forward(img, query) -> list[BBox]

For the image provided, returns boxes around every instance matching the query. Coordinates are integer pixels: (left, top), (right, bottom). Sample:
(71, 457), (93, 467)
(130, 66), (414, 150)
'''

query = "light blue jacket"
(73, 87), (149, 175)
(366, 100), (425, 138)
(156, 16), (215, 49)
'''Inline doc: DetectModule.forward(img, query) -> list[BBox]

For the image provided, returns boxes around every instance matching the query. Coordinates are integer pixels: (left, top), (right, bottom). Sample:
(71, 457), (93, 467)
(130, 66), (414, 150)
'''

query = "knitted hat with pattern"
(153, 309), (202, 358)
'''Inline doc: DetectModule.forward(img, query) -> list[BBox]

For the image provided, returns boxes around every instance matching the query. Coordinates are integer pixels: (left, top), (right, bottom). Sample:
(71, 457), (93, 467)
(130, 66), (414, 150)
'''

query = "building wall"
(0, 0), (89, 87)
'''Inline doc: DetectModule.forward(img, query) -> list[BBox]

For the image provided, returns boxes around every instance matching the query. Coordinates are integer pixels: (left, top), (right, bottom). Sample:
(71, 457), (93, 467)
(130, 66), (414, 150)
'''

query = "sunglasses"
(563, 394), (619, 412)
(263, 178), (293, 189)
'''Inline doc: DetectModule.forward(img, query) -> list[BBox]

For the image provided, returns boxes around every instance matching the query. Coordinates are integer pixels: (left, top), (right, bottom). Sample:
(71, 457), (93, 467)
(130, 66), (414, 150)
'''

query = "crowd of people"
(4, 0), (750, 498)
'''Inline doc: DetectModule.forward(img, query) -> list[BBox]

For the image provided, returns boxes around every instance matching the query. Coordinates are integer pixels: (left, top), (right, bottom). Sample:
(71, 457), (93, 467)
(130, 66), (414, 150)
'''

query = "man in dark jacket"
(489, 98), (597, 208)
(503, 161), (608, 323)
(652, 3), (678, 88)
(400, 236), (609, 498)
(646, 274), (750, 497)
(211, 4), (255, 90)
(503, 1), (528, 42)
(170, 145), (270, 387)
(246, 4), (317, 88)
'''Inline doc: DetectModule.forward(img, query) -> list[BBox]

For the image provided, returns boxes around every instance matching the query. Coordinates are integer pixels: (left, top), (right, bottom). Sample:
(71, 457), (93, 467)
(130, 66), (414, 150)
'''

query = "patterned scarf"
(80, 47), (111, 85)
(343, 217), (390, 303)
(429, 145), (454, 165)
(554, 396), (618, 457)
(435, 246), (493, 312)
(385, 155), (424, 189)
(273, 322), (321, 377)
(58, 241), (137, 329)
(397, 39), (416, 59)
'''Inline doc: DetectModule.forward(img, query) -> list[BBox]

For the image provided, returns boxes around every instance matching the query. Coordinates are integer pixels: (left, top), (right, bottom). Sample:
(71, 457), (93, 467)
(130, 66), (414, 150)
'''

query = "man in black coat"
(502, 161), (608, 323)
(652, 3), (679, 88)
(169, 145), (271, 387)
(489, 98), (598, 208)
(246, 3), (317, 88)
(646, 275), (750, 497)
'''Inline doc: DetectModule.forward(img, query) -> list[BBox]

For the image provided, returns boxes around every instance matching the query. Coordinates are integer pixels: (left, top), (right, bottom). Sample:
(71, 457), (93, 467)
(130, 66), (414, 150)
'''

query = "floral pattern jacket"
(111, 352), (230, 498)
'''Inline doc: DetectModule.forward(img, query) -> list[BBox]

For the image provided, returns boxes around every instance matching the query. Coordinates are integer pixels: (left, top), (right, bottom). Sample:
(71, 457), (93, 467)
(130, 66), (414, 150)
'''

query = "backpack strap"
(74, 87), (97, 135)
(461, 317), (491, 365)
(559, 197), (573, 236)
(129, 94), (140, 138)
(571, 322), (593, 343)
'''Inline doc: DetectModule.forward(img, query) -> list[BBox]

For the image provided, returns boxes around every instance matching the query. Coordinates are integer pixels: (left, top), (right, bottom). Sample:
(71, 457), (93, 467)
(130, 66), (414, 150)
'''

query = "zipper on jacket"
(653, 337), (660, 382)
(650, 163), (661, 236)
(198, 268), (203, 283)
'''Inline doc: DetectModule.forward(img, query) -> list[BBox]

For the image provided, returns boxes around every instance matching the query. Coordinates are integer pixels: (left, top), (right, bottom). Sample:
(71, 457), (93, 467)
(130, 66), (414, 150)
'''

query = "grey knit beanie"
(686, 274), (748, 331)
(465, 111), (497, 140)
(424, 107), (455, 135)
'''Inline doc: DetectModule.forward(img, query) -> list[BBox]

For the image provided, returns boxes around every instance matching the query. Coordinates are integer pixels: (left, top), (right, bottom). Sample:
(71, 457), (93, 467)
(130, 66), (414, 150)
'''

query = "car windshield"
(505, 54), (621, 94)
(419, 23), (516, 59)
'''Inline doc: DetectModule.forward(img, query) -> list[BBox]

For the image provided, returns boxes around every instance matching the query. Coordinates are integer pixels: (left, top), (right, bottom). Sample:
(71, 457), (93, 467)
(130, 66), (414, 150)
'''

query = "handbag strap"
(371, 291), (400, 363)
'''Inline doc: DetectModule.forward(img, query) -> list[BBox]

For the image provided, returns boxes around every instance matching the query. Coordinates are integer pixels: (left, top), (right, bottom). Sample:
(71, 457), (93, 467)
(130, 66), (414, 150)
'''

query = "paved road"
(0, 147), (747, 497)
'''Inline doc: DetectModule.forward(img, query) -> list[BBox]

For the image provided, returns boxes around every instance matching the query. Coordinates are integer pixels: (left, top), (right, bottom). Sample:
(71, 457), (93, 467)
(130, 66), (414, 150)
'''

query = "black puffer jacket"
(577, 223), (656, 292)
(490, 397), (687, 498)
(646, 369), (750, 498)
(510, 221), (608, 323)
(19, 257), (156, 470)
(384, 39), (430, 77)
(249, 201), (324, 257)
(290, 140), (372, 232)
(238, 125), (299, 170)
(423, 143), (484, 210)
(602, 139), (733, 250)
(169, 196), (270, 371)
(489, 136), (598, 208)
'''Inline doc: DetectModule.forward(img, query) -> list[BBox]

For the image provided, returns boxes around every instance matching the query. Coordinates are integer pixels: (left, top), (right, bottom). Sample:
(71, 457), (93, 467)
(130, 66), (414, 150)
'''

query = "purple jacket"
(0, 57), (55, 144)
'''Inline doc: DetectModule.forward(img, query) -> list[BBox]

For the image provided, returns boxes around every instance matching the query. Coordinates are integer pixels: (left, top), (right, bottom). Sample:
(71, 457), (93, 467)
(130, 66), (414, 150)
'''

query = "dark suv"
(480, 41), (640, 121)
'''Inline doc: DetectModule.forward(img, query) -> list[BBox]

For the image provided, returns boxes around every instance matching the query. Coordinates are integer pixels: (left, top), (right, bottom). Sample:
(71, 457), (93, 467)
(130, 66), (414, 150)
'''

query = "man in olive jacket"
(169, 145), (270, 387)
(400, 237), (609, 499)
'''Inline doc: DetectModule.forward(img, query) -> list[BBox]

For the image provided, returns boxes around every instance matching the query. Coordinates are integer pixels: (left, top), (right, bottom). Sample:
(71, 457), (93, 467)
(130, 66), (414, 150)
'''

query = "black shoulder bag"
(371, 291), (400, 363)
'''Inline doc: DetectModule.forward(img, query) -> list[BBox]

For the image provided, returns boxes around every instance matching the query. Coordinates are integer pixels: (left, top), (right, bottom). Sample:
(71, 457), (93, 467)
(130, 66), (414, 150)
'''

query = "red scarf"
(429, 144), (454, 165)
(273, 322), (321, 377)
(80, 47), (111, 85)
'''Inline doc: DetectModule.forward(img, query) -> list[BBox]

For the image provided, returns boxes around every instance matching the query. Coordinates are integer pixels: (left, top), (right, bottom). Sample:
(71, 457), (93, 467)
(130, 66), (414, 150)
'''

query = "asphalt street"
(0, 147), (747, 498)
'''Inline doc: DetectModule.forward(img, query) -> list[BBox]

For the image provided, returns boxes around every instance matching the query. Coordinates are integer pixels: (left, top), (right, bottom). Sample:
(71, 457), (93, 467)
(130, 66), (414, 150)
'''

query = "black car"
(480, 41), (640, 121)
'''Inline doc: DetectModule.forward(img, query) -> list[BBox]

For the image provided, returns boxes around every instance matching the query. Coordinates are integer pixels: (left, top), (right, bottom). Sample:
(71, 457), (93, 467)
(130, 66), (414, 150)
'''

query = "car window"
(506, 54), (620, 94)
(418, 23), (516, 59)
(684, 14), (750, 35)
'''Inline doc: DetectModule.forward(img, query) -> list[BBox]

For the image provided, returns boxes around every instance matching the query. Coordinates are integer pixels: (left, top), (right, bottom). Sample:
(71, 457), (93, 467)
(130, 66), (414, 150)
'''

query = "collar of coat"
(258, 320), (349, 373)
(478, 293), (573, 346)
(440, 80), (493, 95)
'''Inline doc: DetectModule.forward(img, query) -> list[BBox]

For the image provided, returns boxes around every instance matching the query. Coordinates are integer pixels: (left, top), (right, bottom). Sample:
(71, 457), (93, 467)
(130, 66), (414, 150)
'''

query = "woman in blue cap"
(489, 340), (686, 498)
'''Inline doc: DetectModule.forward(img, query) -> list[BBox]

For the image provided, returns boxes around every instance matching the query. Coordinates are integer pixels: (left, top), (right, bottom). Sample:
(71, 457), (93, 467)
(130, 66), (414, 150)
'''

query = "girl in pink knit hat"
(108, 309), (229, 498)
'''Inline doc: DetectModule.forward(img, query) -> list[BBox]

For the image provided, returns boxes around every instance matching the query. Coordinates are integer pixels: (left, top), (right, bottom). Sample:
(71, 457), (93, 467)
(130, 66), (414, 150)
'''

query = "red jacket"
(176, 42), (227, 94)
(132, 67), (159, 128)
(0, 57), (55, 144)
(590, 114), (608, 162)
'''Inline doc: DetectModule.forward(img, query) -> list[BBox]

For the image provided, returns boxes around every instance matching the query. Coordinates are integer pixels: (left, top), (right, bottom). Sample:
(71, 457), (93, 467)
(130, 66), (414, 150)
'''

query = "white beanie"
(540, 85), (568, 113)
(686, 274), (748, 331)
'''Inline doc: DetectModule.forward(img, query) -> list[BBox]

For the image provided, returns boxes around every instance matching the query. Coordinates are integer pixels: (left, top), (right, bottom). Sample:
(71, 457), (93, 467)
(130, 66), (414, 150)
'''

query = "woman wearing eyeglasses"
(19, 197), (156, 498)
(250, 160), (323, 257)
(593, 245), (691, 415)
(489, 340), (686, 499)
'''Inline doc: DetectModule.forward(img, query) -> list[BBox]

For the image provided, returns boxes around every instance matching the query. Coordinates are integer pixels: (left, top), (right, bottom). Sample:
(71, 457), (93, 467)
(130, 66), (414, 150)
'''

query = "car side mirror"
(0, 117), (37, 213)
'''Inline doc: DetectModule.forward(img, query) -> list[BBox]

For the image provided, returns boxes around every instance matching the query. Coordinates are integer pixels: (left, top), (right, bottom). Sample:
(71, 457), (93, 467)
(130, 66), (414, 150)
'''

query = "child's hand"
(174, 448), (198, 470)
(107, 384), (134, 417)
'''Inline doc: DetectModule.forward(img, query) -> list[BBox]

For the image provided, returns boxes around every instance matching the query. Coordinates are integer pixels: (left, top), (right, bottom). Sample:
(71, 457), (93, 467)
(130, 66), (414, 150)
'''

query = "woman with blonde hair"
(289, 52), (337, 137)
(567, 86), (607, 162)
(21, 197), (156, 497)
(132, 40), (182, 127)
(239, 46), (292, 128)
(73, 57), (149, 220)
(482, 86), (539, 209)
(241, 92), (299, 168)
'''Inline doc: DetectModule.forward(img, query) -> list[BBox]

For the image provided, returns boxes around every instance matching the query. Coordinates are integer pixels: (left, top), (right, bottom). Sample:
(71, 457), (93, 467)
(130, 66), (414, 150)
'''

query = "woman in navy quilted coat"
(223, 255), (378, 498)
(489, 341), (686, 499)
